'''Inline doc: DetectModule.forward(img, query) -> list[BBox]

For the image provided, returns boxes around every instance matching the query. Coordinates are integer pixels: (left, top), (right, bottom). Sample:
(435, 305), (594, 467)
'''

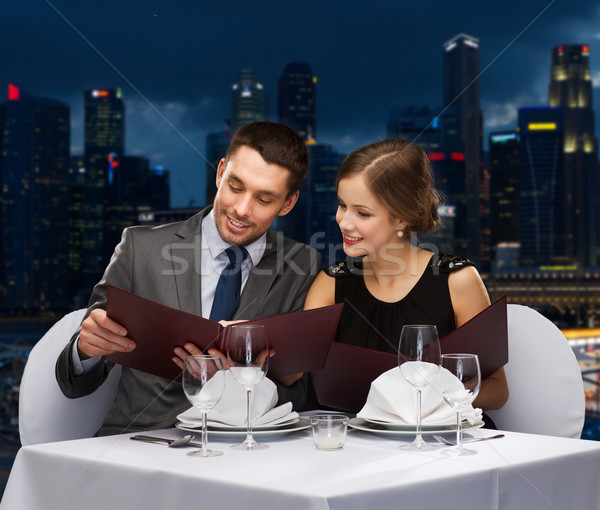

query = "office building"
(231, 69), (268, 134)
(138, 207), (203, 226)
(549, 44), (598, 265)
(205, 130), (230, 205)
(489, 132), (520, 258)
(0, 84), (70, 311)
(83, 88), (125, 289)
(68, 156), (86, 298)
(428, 148), (466, 254)
(276, 144), (344, 264)
(518, 107), (566, 266)
(145, 166), (170, 212)
(443, 33), (482, 264)
(387, 105), (444, 153)
(494, 242), (520, 271)
(420, 205), (457, 255)
(103, 155), (148, 261)
(278, 62), (317, 142)
(0, 102), (4, 299)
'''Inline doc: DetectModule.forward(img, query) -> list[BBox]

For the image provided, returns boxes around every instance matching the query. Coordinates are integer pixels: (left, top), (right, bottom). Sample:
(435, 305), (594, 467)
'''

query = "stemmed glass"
(224, 324), (270, 450)
(398, 325), (441, 451)
(182, 354), (228, 457)
(441, 353), (481, 456)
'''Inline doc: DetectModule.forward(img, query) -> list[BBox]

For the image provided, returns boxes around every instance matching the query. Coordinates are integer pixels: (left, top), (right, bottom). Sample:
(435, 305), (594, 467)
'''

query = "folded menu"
(311, 295), (508, 413)
(105, 285), (343, 381)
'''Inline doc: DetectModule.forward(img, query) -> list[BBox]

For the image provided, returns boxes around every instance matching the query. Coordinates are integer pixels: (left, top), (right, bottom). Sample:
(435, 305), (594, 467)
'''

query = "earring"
(397, 229), (404, 238)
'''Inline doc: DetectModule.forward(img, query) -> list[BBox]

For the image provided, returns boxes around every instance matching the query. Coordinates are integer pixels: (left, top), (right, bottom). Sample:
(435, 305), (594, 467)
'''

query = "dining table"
(2, 417), (600, 510)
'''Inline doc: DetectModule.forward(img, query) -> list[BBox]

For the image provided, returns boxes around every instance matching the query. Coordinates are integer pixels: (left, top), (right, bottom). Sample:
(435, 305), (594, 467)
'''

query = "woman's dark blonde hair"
(336, 139), (440, 236)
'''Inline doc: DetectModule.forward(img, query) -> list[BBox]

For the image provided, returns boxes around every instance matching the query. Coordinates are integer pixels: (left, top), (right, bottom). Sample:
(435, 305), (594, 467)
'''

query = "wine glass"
(224, 324), (270, 450)
(440, 353), (481, 456)
(182, 354), (228, 457)
(398, 325), (441, 451)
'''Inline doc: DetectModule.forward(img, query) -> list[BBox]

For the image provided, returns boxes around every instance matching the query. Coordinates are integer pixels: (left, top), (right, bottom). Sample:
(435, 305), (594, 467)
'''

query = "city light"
(8, 83), (20, 101)
(444, 41), (457, 52)
(528, 123), (557, 131)
(428, 152), (445, 161)
(491, 133), (518, 144)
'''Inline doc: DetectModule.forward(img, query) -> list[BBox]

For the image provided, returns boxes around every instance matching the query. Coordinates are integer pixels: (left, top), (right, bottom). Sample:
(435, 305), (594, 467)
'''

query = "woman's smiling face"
(336, 173), (404, 258)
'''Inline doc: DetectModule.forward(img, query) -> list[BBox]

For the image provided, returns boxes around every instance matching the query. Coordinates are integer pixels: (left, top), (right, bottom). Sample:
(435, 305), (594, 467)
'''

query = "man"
(56, 122), (321, 436)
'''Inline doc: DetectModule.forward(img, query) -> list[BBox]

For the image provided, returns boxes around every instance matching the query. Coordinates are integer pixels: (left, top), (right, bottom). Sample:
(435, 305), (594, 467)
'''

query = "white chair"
(486, 304), (585, 438)
(18, 309), (122, 446)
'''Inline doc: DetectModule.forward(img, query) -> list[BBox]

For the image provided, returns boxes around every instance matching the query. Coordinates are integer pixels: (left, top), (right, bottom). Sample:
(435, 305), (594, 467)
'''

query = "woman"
(304, 139), (508, 411)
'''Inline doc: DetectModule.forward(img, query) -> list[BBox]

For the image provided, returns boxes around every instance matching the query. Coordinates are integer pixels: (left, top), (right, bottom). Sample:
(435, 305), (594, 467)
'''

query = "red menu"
(105, 285), (343, 380)
(311, 296), (508, 413)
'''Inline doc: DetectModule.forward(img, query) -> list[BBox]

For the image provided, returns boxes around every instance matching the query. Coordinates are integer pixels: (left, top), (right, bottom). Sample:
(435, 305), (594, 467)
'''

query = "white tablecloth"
(2, 425), (600, 510)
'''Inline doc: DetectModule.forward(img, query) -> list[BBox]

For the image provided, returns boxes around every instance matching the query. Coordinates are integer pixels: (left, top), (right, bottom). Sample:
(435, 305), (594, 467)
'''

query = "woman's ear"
(391, 214), (408, 230)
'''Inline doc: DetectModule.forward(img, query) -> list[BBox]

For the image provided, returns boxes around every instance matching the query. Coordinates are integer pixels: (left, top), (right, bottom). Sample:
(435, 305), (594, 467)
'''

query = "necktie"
(209, 246), (248, 321)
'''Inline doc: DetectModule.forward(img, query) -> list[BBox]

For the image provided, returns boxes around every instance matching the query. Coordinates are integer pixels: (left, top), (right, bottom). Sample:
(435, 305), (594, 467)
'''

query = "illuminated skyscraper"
(231, 69), (268, 134)
(489, 132), (520, 257)
(83, 88), (124, 288)
(0, 84), (70, 310)
(443, 34), (482, 264)
(518, 107), (566, 266)
(68, 155), (86, 299)
(103, 155), (147, 263)
(278, 62), (317, 142)
(549, 44), (598, 265)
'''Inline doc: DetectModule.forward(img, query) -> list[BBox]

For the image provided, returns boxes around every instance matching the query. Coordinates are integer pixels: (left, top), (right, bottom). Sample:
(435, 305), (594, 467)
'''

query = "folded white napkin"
(357, 366), (482, 426)
(177, 371), (298, 427)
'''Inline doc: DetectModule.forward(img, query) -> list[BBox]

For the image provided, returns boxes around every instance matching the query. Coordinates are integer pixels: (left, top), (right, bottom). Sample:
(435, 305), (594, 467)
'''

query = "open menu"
(105, 285), (343, 380)
(311, 295), (508, 413)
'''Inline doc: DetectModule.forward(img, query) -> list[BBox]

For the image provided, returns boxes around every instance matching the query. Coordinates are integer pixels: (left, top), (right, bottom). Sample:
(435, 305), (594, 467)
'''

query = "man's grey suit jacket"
(56, 207), (321, 436)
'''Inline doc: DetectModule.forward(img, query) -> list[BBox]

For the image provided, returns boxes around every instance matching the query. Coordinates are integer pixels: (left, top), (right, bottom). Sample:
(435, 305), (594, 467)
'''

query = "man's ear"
(278, 190), (300, 216)
(216, 158), (227, 188)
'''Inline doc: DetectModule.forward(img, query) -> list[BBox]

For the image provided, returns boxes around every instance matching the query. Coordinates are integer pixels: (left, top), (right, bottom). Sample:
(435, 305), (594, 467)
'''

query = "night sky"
(2, 0), (600, 206)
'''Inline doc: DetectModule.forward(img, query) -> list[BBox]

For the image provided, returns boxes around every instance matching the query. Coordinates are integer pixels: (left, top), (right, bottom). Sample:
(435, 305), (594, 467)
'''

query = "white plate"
(202, 417), (300, 432)
(349, 417), (484, 436)
(176, 418), (310, 436)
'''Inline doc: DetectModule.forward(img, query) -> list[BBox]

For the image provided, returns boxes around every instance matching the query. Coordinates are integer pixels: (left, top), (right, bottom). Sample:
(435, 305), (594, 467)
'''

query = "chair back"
(18, 309), (121, 446)
(486, 304), (585, 438)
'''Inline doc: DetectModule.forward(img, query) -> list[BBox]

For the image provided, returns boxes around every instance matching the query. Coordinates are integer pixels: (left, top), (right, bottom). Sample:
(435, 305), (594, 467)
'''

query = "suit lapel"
(235, 230), (281, 320)
(171, 207), (211, 316)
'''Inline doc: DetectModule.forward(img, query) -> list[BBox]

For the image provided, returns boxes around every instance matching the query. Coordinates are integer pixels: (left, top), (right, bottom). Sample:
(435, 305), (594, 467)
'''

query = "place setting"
(349, 325), (493, 454)
(175, 324), (309, 456)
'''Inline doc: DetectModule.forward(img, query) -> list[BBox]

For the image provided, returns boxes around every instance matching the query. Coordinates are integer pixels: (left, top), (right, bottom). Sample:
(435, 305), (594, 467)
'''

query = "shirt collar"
(202, 209), (266, 266)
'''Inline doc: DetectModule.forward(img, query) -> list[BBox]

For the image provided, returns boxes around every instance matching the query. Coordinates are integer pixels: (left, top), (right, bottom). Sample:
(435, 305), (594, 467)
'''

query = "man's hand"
(78, 309), (135, 359)
(217, 319), (247, 327)
(172, 343), (226, 371)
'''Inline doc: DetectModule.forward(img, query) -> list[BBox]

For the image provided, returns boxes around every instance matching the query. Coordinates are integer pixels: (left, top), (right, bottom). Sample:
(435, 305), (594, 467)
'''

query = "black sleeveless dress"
(326, 253), (475, 353)
(317, 253), (498, 428)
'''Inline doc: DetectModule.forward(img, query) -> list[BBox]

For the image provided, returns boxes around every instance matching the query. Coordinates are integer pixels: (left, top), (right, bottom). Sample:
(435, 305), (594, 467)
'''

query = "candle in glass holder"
(310, 414), (348, 450)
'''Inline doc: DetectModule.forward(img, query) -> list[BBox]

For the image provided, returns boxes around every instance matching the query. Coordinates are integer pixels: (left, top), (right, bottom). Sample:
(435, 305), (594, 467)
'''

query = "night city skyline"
(2, 1), (600, 207)
(4, 4), (600, 492)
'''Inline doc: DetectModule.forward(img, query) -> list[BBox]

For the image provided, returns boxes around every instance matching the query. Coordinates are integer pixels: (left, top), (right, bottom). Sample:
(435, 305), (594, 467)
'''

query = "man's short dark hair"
(225, 122), (309, 195)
